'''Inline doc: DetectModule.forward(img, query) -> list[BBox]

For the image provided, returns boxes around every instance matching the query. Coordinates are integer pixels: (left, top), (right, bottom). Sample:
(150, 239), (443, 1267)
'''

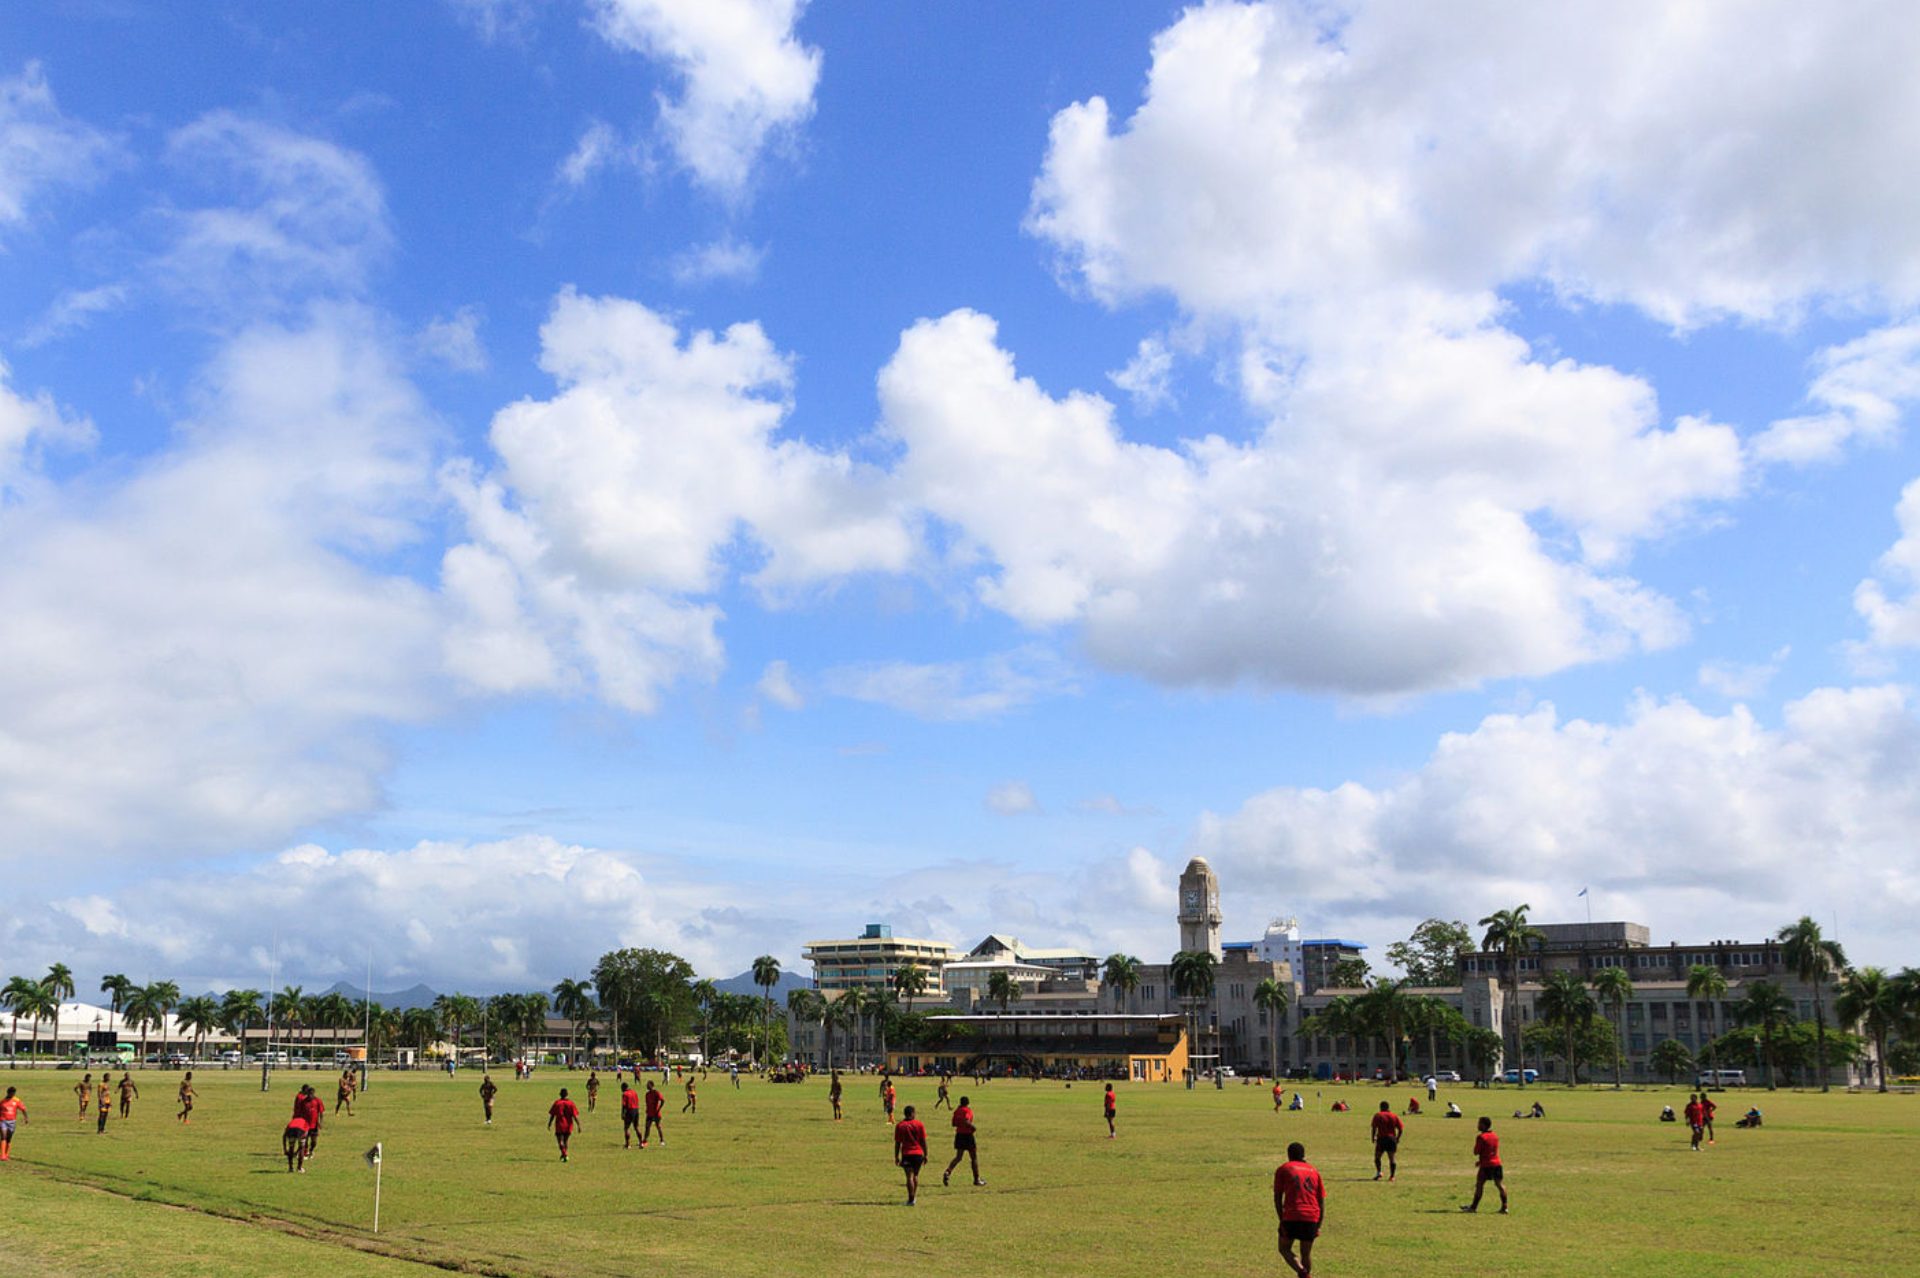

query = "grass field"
(2, 1068), (1917, 1277)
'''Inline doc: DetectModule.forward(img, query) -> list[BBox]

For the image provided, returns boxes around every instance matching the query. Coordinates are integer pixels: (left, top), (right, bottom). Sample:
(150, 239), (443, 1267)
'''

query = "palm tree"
(1776, 917), (1847, 1092)
(752, 955), (782, 1065)
(1835, 967), (1899, 1092)
(274, 985), (304, 1053)
(838, 987), (867, 1068)
(220, 989), (263, 1051)
(1478, 906), (1545, 1087)
(892, 964), (928, 1015)
(100, 973), (134, 1041)
(867, 986), (898, 1068)
(3, 977), (52, 1067)
(124, 984), (163, 1067)
(147, 980), (181, 1058)
(986, 969), (1022, 1016)
(1359, 979), (1415, 1082)
(1734, 980), (1794, 1090)
(1455, 1023), (1504, 1082)
(1591, 967), (1634, 1089)
(1535, 971), (1596, 1086)
(552, 978), (595, 1067)
(1169, 950), (1219, 1076)
(176, 996), (219, 1060)
(1253, 978), (1290, 1079)
(401, 1006), (439, 1055)
(45, 963), (74, 1062)
(1102, 954), (1143, 1013)
(1302, 996), (1357, 1079)
(1409, 996), (1467, 1080)
(787, 989), (823, 1065)
(1686, 964), (1729, 1083)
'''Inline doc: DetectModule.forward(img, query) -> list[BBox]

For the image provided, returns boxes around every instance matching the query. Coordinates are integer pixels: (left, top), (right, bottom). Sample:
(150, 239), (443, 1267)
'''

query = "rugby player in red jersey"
(547, 1087), (581, 1162)
(893, 1103), (929, 1206)
(298, 1086), (326, 1158)
(620, 1080), (641, 1148)
(283, 1112), (311, 1172)
(1274, 1141), (1326, 1278)
(1273, 1080), (1286, 1112)
(1684, 1093), (1705, 1151)
(1461, 1116), (1508, 1213)
(1370, 1100), (1404, 1181)
(941, 1095), (984, 1187)
(642, 1079), (665, 1147)
(1103, 1082), (1117, 1137)
(0, 1086), (27, 1159)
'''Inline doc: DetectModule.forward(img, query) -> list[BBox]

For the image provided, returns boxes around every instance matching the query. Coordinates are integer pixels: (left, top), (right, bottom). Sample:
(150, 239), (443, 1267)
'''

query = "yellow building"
(886, 1012), (1189, 1081)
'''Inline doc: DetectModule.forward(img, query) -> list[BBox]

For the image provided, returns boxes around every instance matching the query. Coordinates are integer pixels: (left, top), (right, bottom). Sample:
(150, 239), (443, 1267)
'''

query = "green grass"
(2, 1069), (1917, 1276)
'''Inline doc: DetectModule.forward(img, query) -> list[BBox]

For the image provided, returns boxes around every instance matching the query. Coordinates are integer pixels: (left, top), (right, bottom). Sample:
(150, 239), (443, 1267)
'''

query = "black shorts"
(901, 1154), (925, 1172)
(1375, 1137), (1398, 1154)
(954, 1133), (976, 1152)
(1478, 1164), (1504, 1182)
(623, 1109), (639, 1124)
(1282, 1220), (1320, 1242)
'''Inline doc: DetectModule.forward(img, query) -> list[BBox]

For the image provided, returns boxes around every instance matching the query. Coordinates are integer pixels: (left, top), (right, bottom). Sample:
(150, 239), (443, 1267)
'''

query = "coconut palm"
(401, 1006), (439, 1054)
(1686, 965), (1729, 1082)
(3, 976), (53, 1067)
(1359, 979), (1415, 1082)
(1409, 996), (1468, 1080)
(838, 987), (867, 1068)
(1302, 996), (1357, 1079)
(1835, 966), (1899, 1092)
(787, 989), (824, 1064)
(147, 980), (181, 1058)
(1253, 978), (1290, 1078)
(176, 996), (219, 1060)
(1776, 917), (1846, 1091)
(986, 969), (1022, 1016)
(100, 973), (134, 1041)
(892, 964), (928, 1015)
(1591, 967), (1634, 1088)
(867, 986), (898, 1067)
(1102, 954), (1143, 1013)
(752, 955), (782, 1064)
(124, 984), (164, 1067)
(1734, 980), (1794, 1090)
(1169, 949), (1219, 1075)
(219, 989), (263, 1049)
(44, 963), (74, 1061)
(1535, 971), (1596, 1086)
(1477, 906), (1546, 1087)
(552, 978), (595, 1067)
(273, 985), (303, 1053)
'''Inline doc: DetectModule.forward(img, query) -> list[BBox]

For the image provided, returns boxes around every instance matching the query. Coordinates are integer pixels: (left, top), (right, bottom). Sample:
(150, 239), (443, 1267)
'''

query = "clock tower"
(1177, 857), (1222, 958)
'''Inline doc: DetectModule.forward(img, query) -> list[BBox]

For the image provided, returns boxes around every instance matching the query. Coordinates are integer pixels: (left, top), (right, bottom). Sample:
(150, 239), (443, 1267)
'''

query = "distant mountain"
(320, 981), (442, 1011)
(713, 969), (811, 999)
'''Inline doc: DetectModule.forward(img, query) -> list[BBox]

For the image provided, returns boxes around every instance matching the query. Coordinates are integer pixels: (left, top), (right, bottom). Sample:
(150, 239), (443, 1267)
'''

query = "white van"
(1696, 1068), (1746, 1087)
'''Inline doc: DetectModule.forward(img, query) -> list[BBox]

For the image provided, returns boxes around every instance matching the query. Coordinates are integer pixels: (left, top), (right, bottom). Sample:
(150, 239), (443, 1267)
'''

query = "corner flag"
(365, 1141), (384, 1232)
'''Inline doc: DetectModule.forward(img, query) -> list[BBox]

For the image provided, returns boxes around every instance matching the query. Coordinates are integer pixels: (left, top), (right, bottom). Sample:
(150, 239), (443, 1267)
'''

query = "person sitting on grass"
(1660, 1104), (1677, 1122)
(1736, 1107), (1763, 1128)
(1445, 1101), (1463, 1118)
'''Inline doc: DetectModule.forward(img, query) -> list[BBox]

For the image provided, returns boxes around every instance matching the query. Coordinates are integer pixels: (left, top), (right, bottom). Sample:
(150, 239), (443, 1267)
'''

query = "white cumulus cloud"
(588, 0), (820, 197)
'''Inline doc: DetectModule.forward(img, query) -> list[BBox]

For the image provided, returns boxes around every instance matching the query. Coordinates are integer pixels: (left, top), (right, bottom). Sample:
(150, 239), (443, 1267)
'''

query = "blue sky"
(4, 1), (1919, 995)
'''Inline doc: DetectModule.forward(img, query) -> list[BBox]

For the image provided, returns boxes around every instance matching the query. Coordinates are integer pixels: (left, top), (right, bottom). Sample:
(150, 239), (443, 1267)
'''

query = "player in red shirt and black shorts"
(283, 1113), (311, 1172)
(547, 1087), (581, 1162)
(942, 1095), (984, 1187)
(1684, 1094), (1705, 1151)
(1274, 1140), (1326, 1278)
(1370, 1100), (1404, 1181)
(642, 1080), (666, 1147)
(1103, 1083), (1117, 1137)
(893, 1104), (929, 1206)
(620, 1081), (641, 1147)
(1461, 1116), (1508, 1213)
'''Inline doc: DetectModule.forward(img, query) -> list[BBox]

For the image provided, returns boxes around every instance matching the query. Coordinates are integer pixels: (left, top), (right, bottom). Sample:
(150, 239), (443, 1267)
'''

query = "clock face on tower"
(1183, 889), (1198, 909)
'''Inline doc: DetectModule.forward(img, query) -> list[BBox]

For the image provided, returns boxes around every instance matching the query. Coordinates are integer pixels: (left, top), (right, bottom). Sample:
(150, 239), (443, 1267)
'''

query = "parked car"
(1431, 1070), (1462, 1083)
(1696, 1068), (1746, 1088)
(1500, 1068), (1540, 1084)
(164, 1052), (192, 1068)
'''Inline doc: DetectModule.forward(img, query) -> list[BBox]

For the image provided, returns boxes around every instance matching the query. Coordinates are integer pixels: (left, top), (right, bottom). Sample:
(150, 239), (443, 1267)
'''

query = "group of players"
(1273, 1102), (1509, 1278)
(65, 1069), (198, 1133)
(280, 1068), (359, 1172)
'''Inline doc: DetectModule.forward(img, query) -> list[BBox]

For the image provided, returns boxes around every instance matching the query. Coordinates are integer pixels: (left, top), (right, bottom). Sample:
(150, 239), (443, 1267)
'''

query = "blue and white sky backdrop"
(4, 0), (1920, 992)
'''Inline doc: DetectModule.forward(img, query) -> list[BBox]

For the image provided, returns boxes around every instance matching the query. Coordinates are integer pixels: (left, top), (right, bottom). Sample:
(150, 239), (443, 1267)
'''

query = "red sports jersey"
(620, 1088), (639, 1112)
(894, 1118), (928, 1158)
(1684, 1101), (1703, 1126)
(1474, 1131), (1501, 1167)
(0, 1097), (24, 1121)
(285, 1115), (311, 1133)
(1274, 1159), (1326, 1223)
(645, 1090), (664, 1118)
(1103, 1091), (1117, 1113)
(549, 1098), (580, 1132)
(1371, 1112), (1404, 1141)
(952, 1105), (975, 1135)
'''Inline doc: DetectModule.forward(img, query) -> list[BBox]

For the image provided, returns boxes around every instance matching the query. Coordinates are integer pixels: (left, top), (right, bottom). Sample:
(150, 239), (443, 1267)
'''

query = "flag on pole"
(1577, 887), (1588, 897)
(364, 1142), (382, 1168)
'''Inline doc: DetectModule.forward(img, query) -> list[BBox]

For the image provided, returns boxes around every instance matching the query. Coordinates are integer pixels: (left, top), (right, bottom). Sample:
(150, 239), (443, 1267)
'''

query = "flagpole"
(374, 1155), (382, 1233)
